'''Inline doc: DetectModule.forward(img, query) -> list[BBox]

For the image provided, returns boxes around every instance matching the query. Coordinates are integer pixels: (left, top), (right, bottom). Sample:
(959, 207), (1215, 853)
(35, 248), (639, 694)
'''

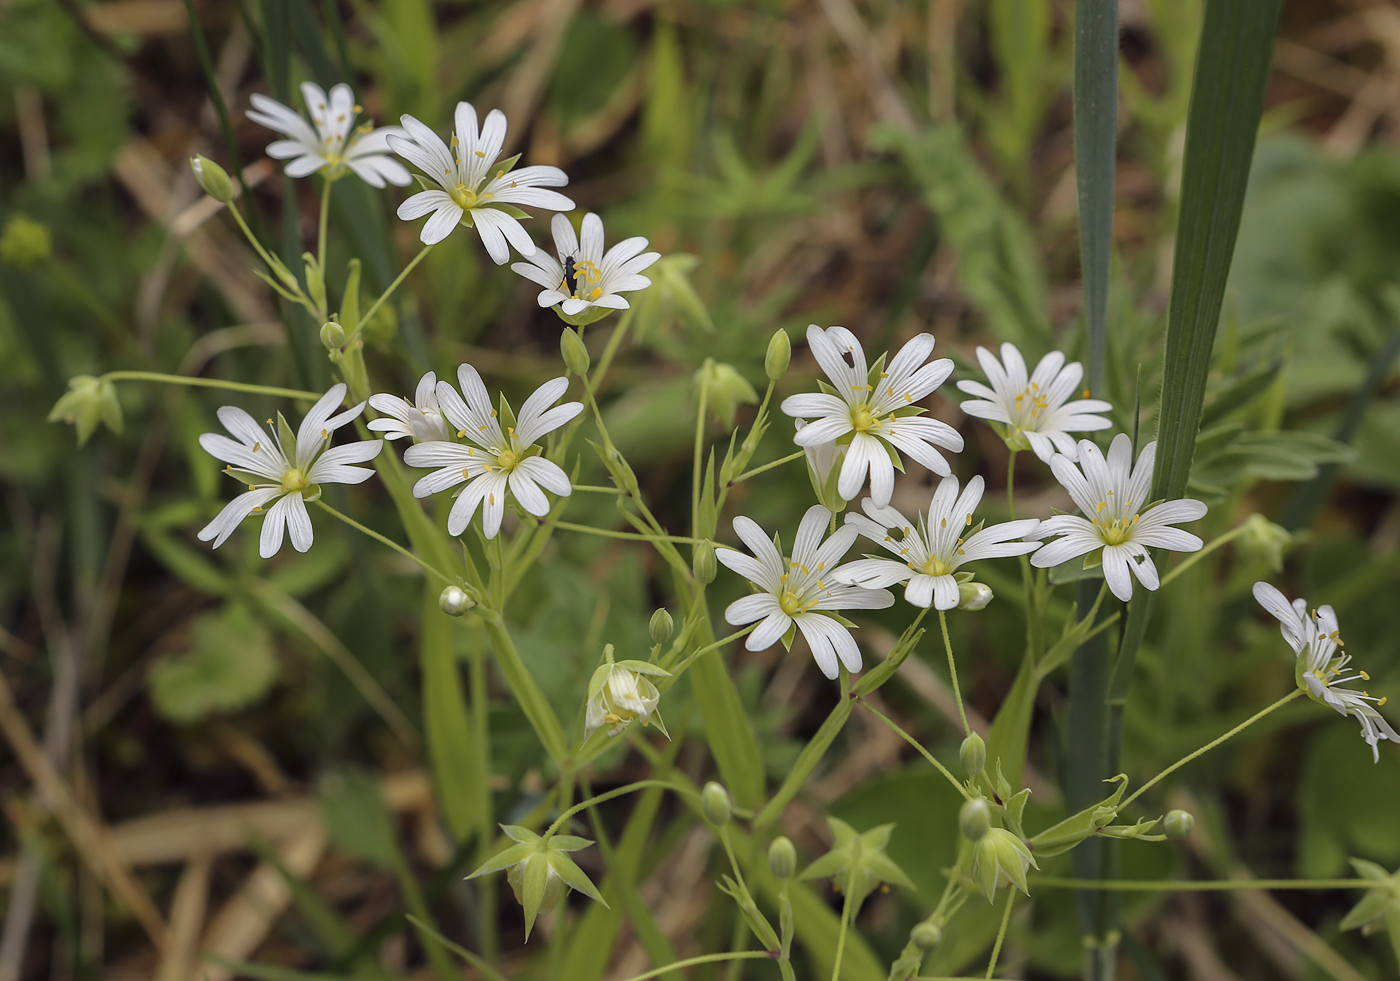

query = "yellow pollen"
(475, 150), (486, 157)
(1380, 697), (1389, 707)
(590, 287), (603, 300)
(1095, 501), (1107, 514)
(321, 428), (329, 439)
(965, 512), (972, 526)
(462, 468), (471, 478)
(248, 484), (255, 491)
(252, 441), (261, 453)
(457, 428), (467, 437)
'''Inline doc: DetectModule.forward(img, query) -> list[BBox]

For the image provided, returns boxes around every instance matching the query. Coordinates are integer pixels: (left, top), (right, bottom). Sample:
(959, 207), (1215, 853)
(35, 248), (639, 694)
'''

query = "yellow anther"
(462, 468), (471, 478)
(353, 104), (363, 112)
(1361, 670), (1371, 681)
(253, 441), (261, 453)
(965, 512), (972, 526)
(321, 428), (329, 438)
(1095, 501), (1107, 514)
(475, 150), (486, 158)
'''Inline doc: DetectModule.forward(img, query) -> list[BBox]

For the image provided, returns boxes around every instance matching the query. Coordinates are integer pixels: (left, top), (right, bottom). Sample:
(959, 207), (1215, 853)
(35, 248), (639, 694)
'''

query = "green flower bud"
(959, 797), (991, 841)
(649, 608), (674, 644)
(702, 781), (732, 826)
(560, 327), (591, 375)
(957, 581), (994, 611)
(911, 922), (942, 950)
(48, 375), (123, 445)
(439, 586), (475, 617)
(694, 360), (758, 430)
(692, 540), (717, 584)
(959, 732), (986, 777)
(764, 329), (791, 381)
(1164, 809), (1194, 840)
(320, 321), (346, 351)
(768, 836), (797, 880)
(1238, 513), (1292, 572)
(0, 215), (51, 269)
(190, 155), (235, 203)
(970, 828), (1037, 902)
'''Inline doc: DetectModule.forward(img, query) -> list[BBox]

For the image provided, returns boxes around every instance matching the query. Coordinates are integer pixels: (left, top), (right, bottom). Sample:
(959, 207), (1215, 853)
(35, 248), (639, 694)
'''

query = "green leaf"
(1074, 0), (1119, 393)
(421, 585), (483, 841)
(689, 631), (765, 810)
(316, 768), (398, 867)
(140, 526), (231, 595)
(985, 655), (1038, 791)
(147, 604), (277, 723)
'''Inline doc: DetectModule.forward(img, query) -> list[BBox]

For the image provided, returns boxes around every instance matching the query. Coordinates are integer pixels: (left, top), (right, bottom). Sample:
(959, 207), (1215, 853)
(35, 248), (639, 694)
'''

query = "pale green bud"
(439, 586), (475, 617)
(764, 329), (791, 381)
(959, 797), (991, 841)
(0, 215), (51, 268)
(48, 375), (123, 445)
(959, 732), (986, 777)
(694, 360), (758, 430)
(190, 155), (235, 203)
(957, 581), (994, 611)
(911, 922), (942, 950)
(702, 781), (732, 826)
(649, 608), (674, 644)
(768, 836), (797, 880)
(1164, 809), (1194, 840)
(692, 540), (717, 584)
(1239, 513), (1292, 572)
(320, 321), (346, 351)
(970, 828), (1037, 902)
(560, 327), (591, 375)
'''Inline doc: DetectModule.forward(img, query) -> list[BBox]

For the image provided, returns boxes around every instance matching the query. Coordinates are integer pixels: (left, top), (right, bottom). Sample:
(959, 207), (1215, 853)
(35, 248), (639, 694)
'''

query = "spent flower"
(584, 647), (670, 740)
(512, 213), (660, 325)
(969, 827), (1038, 902)
(799, 817), (914, 906)
(368, 371), (449, 443)
(467, 825), (606, 940)
(247, 82), (410, 188)
(49, 375), (123, 445)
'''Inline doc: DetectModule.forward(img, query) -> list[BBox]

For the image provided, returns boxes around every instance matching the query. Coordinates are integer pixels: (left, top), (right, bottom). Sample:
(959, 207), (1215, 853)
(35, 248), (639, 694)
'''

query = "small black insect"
(563, 255), (580, 295)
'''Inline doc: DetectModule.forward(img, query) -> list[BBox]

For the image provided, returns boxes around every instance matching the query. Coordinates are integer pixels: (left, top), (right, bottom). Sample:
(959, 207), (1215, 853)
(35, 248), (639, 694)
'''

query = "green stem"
(317, 177), (332, 272)
(480, 613), (570, 765)
(830, 875), (856, 981)
(1159, 522), (1251, 587)
(589, 308), (634, 389)
(693, 370), (709, 535)
(542, 779), (692, 841)
(856, 700), (971, 800)
(1119, 689), (1302, 811)
(227, 201), (284, 273)
(1032, 876), (1368, 891)
(1006, 449), (1018, 520)
(102, 371), (319, 401)
(616, 952), (772, 981)
(315, 501), (455, 586)
(731, 450), (806, 485)
(939, 610), (971, 736)
(358, 244), (432, 333)
(551, 520), (701, 545)
(662, 626), (755, 679)
(984, 890), (1014, 979)
(571, 484), (625, 495)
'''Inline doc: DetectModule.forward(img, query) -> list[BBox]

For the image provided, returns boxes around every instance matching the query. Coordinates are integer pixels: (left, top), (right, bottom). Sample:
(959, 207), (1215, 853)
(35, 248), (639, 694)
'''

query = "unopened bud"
(649, 608), (674, 644)
(701, 781), (731, 826)
(911, 922), (942, 950)
(959, 797), (991, 842)
(957, 581), (994, 611)
(560, 327), (591, 375)
(320, 321), (346, 351)
(0, 215), (51, 268)
(1164, 809), (1194, 840)
(692, 540), (717, 584)
(959, 732), (986, 777)
(764, 329), (791, 381)
(768, 836), (797, 880)
(190, 155), (235, 203)
(438, 586), (475, 617)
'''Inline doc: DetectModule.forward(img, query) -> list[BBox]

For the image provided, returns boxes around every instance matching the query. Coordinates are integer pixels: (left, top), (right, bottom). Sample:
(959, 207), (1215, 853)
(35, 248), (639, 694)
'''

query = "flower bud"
(320, 321), (346, 351)
(0, 215), (51, 269)
(190, 155), (235, 203)
(48, 375), (123, 445)
(959, 732), (986, 777)
(970, 828), (1037, 902)
(692, 540), (717, 584)
(560, 327), (591, 376)
(768, 836), (797, 880)
(1164, 809), (1194, 840)
(764, 329), (791, 381)
(911, 922), (942, 950)
(438, 586), (475, 616)
(649, 608), (674, 644)
(957, 581), (994, 611)
(1239, 513), (1292, 572)
(959, 797), (991, 841)
(702, 781), (732, 826)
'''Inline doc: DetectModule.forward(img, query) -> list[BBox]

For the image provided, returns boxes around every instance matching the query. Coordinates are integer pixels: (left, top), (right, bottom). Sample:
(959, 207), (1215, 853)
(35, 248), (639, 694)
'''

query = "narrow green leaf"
(985, 654), (1037, 791)
(689, 629), (765, 809)
(1074, 0), (1119, 393)
(421, 584), (483, 841)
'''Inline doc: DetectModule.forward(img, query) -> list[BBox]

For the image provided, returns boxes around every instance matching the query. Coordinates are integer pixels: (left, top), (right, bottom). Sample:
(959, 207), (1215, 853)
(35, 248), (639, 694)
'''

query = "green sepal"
(501, 824), (542, 845)
(466, 841), (534, 879)
(587, 663), (614, 703)
(614, 660), (672, 678)
(520, 853), (550, 939)
(780, 622), (797, 651)
(276, 413), (298, 462)
(546, 850), (607, 906)
(1026, 774), (1129, 858)
(716, 874), (781, 951)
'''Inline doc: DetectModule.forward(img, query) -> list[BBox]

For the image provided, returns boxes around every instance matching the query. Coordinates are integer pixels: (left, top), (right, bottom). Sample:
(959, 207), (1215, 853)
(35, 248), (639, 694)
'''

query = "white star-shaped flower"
(716, 505), (894, 679)
(197, 383), (382, 557)
(1253, 582), (1399, 762)
(511, 213), (660, 322)
(368, 371), (449, 443)
(403, 365), (582, 539)
(956, 343), (1113, 462)
(389, 103), (573, 260)
(1030, 433), (1207, 602)
(246, 82), (410, 188)
(835, 476), (1041, 610)
(781, 325), (962, 508)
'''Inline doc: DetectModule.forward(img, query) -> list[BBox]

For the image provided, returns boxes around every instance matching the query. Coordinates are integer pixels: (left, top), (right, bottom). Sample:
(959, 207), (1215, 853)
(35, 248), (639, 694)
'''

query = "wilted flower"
(467, 825), (607, 940)
(48, 375), (122, 445)
(1339, 859), (1400, 948)
(695, 360), (758, 429)
(799, 817), (914, 906)
(969, 827), (1037, 902)
(511, 213), (660, 325)
(368, 371), (449, 443)
(584, 650), (670, 740)
(247, 82), (410, 188)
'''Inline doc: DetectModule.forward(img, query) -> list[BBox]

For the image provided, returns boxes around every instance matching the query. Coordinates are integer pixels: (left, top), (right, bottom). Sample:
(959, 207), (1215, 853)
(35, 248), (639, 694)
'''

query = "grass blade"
(1074, 0), (1118, 393)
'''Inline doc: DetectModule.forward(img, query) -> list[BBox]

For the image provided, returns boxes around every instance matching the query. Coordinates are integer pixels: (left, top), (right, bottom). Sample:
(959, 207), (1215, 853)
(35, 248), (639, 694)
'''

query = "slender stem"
(1032, 876), (1368, 892)
(1160, 522), (1250, 587)
(693, 373), (709, 535)
(226, 202), (284, 274)
(552, 520), (700, 544)
(616, 952), (772, 981)
(984, 890), (1014, 979)
(543, 779), (692, 841)
(571, 484), (624, 495)
(856, 701), (971, 800)
(358, 244), (432, 332)
(102, 371), (319, 401)
(589, 308), (634, 389)
(731, 450), (806, 485)
(830, 877), (856, 981)
(317, 177), (332, 272)
(663, 626), (755, 679)
(315, 501), (454, 586)
(1006, 449), (1018, 520)
(939, 610), (970, 736)
(1119, 689), (1302, 811)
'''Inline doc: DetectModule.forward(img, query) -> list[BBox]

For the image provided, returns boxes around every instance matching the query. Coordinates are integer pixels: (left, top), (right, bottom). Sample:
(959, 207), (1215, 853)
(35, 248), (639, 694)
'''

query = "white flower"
(1030, 433), (1206, 602)
(389, 103), (573, 259)
(1253, 582), (1399, 763)
(796, 418), (848, 511)
(835, 476), (1041, 610)
(246, 82), (410, 188)
(197, 383), (382, 558)
(403, 366), (582, 539)
(781, 325), (962, 507)
(584, 659), (669, 740)
(715, 505), (894, 679)
(956, 344), (1112, 462)
(368, 371), (449, 443)
(511, 213), (660, 320)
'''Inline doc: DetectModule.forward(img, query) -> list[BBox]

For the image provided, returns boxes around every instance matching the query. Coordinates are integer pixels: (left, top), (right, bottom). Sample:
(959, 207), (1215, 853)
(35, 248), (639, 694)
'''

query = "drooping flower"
(781, 325), (962, 507)
(715, 505), (894, 679)
(511, 213), (660, 324)
(1030, 434), (1206, 602)
(584, 648), (670, 740)
(368, 371), (449, 443)
(1253, 582), (1399, 762)
(467, 825), (606, 940)
(403, 366), (582, 539)
(197, 384), (382, 558)
(969, 828), (1038, 902)
(246, 82), (410, 188)
(835, 476), (1041, 610)
(956, 344), (1112, 462)
(389, 103), (573, 259)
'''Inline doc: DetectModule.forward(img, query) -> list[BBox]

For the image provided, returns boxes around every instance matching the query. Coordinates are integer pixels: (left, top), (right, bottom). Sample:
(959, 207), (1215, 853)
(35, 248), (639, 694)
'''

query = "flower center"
(1010, 383), (1050, 429)
(850, 403), (882, 433)
(452, 184), (493, 209)
(1093, 514), (1136, 545)
(492, 448), (521, 473)
(281, 468), (307, 494)
(920, 556), (953, 576)
(779, 588), (814, 616)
